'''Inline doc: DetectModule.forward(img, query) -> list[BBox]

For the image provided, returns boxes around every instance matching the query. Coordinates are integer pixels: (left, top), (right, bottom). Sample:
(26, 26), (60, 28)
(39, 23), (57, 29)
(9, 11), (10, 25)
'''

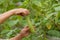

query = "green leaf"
(54, 6), (60, 11)
(47, 30), (60, 37)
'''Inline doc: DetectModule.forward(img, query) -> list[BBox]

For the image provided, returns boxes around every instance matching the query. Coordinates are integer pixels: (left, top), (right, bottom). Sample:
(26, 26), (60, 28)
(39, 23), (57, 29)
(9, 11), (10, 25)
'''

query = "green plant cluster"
(0, 0), (60, 40)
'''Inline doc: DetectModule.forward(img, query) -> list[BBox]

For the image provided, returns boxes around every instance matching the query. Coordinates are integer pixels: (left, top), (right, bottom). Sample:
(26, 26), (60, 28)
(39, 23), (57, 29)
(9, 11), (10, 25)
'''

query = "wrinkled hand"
(12, 8), (29, 16)
(20, 26), (30, 38)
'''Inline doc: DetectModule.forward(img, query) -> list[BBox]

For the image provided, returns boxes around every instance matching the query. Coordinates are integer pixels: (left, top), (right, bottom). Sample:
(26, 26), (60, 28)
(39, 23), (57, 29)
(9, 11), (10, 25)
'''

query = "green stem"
(26, 16), (35, 33)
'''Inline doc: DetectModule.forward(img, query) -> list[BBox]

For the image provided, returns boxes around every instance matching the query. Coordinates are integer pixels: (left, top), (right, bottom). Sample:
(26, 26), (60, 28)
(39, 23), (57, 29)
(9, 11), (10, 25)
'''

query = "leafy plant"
(0, 0), (60, 40)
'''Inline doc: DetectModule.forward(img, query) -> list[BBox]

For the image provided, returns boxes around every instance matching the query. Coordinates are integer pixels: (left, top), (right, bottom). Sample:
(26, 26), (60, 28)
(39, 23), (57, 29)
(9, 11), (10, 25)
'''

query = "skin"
(0, 8), (29, 24)
(10, 26), (30, 40)
(0, 8), (30, 40)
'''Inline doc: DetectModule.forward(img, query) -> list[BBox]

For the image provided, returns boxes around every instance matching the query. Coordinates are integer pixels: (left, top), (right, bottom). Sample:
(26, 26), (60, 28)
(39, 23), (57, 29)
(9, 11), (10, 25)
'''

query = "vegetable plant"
(0, 0), (60, 40)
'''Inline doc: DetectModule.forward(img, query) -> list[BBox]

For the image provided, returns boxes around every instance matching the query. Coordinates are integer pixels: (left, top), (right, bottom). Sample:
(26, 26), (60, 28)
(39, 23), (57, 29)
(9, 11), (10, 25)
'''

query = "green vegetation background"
(0, 0), (60, 40)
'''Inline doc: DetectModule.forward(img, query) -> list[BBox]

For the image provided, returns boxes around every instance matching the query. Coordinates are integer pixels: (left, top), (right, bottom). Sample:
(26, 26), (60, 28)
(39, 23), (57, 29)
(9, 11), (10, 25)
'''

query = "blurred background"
(0, 0), (60, 40)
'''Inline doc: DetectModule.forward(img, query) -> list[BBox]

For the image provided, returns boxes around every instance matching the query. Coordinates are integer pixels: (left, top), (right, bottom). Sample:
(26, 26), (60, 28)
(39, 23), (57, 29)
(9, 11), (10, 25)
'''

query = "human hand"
(20, 26), (30, 38)
(11, 8), (29, 16)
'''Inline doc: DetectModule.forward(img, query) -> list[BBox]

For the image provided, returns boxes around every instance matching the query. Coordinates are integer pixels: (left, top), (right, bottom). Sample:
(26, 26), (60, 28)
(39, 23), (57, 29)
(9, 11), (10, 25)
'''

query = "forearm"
(10, 26), (30, 40)
(0, 8), (29, 24)
(0, 10), (14, 24)
(10, 34), (23, 40)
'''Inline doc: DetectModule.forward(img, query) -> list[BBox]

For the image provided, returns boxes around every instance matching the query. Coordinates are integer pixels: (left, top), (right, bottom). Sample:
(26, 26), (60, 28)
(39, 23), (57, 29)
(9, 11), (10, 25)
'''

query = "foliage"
(0, 0), (60, 40)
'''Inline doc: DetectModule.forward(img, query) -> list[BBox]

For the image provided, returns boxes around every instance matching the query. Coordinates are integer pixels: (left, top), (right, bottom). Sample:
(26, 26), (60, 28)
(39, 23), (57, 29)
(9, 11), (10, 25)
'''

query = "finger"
(24, 26), (29, 28)
(23, 10), (29, 15)
(19, 12), (24, 16)
(19, 12), (27, 16)
(22, 27), (30, 32)
(24, 9), (30, 14)
(19, 9), (29, 16)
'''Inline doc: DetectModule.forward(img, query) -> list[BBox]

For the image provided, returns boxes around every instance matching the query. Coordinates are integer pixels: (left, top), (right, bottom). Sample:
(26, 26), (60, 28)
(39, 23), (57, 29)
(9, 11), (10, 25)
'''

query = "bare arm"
(0, 10), (14, 24)
(10, 26), (30, 40)
(0, 8), (30, 40)
(0, 8), (29, 24)
(10, 34), (23, 40)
